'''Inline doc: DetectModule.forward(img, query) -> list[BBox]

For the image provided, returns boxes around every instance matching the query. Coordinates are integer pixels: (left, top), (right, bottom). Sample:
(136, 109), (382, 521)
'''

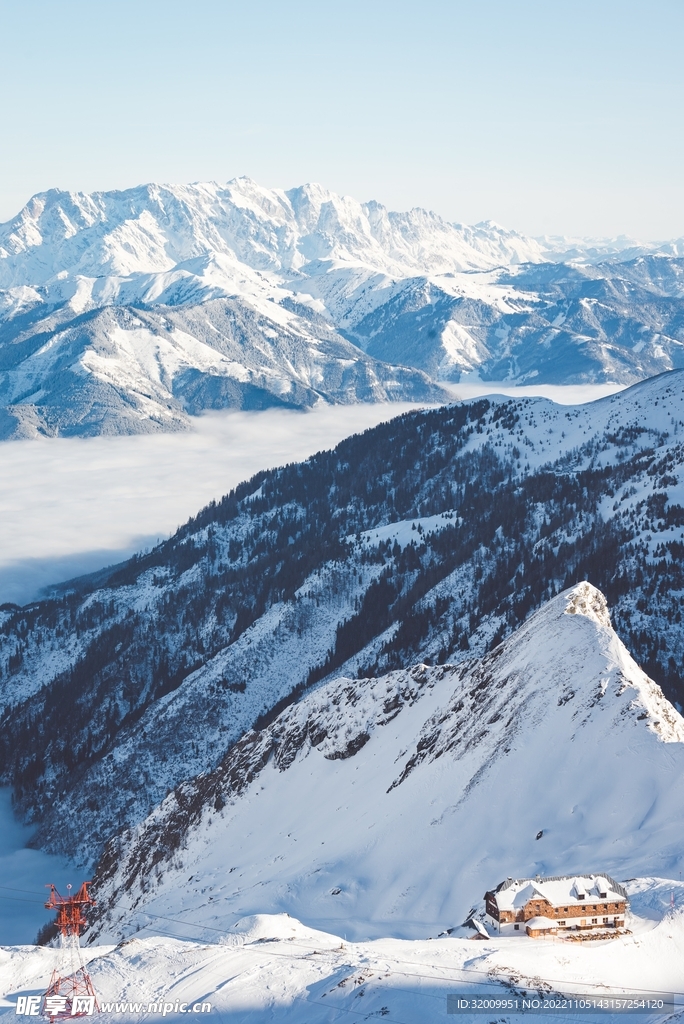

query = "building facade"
(484, 874), (628, 937)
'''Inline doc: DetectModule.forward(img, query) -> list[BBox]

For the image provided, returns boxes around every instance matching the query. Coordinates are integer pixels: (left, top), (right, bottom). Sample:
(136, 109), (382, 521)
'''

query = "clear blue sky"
(1, 0), (683, 238)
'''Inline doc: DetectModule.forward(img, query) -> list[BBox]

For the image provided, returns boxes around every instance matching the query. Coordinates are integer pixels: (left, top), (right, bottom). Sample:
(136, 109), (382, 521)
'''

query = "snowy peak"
(392, 583), (684, 790)
(87, 584), (684, 942)
(0, 178), (556, 435)
(516, 582), (684, 748)
(564, 579), (612, 629)
(0, 177), (549, 290)
(3, 179), (681, 300)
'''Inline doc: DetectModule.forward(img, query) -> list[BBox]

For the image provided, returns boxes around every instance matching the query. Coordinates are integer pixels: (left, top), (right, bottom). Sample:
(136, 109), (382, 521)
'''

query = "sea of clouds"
(0, 385), (624, 606)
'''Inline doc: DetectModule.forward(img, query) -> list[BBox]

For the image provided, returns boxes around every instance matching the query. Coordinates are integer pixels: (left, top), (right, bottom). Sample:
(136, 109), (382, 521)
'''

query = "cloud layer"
(0, 385), (624, 606)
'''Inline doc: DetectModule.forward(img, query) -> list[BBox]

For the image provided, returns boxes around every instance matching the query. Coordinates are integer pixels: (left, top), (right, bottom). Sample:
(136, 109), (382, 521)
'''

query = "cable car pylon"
(41, 882), (98, 1018)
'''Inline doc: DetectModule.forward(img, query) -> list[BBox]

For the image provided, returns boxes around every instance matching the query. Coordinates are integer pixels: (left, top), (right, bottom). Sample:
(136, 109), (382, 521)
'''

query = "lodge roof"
(488, 873), (627, 911)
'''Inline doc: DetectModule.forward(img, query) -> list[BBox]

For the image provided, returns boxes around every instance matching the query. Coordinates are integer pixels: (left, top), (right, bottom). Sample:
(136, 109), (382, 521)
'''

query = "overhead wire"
(116, 916), (668, 1024)
(0, 893), (48, 905)
(0, 882), (52, 907)
(0, 884), (49, 897)
(74, 898), (684, 1024)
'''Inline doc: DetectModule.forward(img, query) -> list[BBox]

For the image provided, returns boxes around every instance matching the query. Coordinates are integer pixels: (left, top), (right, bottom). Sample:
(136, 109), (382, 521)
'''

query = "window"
(591, 918), (597, 924)
(514, 924), (519, 931)
(559, 920), (566, 926)
(564, 907), (568, 912)
(603, 918), (609, 924)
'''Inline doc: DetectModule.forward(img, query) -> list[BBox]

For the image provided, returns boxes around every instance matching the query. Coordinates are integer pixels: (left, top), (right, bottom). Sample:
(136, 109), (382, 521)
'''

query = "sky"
(0, 0), (683, 239)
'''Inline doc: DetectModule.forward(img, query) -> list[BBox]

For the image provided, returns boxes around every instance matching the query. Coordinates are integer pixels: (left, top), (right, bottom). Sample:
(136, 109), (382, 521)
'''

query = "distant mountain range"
(2, 179), (684, 436)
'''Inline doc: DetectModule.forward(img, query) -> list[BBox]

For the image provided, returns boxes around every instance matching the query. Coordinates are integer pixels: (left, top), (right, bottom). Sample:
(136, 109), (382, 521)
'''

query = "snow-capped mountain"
(353, 257), (684, 384)
(0, 297), (445, 438)
(537, 233), (684, 265)
(0, 180), (542, 437)
(0, 180), (550, 289)
(3, 178), (684, 435)
(86, 583), (684, 943)
(2, 370), (684, 870)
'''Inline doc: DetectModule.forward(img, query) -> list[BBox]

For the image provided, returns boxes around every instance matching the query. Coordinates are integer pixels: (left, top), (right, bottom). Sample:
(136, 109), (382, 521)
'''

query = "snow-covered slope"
(87, 583), (684, 944)
(354, 258), (684, 385)
(3, 179), (684, 435)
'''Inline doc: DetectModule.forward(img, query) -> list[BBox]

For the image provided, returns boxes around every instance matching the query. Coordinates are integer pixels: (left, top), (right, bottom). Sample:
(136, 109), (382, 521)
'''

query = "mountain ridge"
(0, 296), (447, 439)
(85, 582), (684, 943)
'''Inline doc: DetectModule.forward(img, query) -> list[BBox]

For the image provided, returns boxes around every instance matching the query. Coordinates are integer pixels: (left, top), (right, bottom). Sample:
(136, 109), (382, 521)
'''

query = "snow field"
(3, 898), (684, 1024)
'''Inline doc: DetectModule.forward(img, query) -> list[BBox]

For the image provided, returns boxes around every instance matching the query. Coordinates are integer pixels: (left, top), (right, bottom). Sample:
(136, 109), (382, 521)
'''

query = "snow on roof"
(492, 873), (626, 910)
(501, 882), (541, 909)
(525, 916), (556, 930)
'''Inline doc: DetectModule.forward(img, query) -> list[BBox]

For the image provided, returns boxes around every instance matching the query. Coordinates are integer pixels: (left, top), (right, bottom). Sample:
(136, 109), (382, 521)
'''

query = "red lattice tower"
(41, 882), (99, 1018)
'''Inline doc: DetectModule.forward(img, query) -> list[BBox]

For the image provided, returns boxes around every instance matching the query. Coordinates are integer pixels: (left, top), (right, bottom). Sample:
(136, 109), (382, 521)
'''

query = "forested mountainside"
(1, 371), (683, 863)
(86, 583), (684, 944)
(3, 178), (684, 436)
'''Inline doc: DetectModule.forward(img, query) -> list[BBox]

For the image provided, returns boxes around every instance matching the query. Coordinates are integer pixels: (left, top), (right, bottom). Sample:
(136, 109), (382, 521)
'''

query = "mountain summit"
(0, 178), (547, 288)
